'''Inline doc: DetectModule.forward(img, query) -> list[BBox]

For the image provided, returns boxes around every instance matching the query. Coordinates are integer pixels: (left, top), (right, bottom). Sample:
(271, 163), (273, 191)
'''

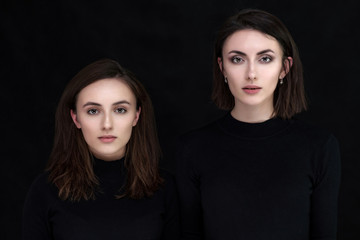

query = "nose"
(246, 62), (257, 81)
(102, 112), (113, 130)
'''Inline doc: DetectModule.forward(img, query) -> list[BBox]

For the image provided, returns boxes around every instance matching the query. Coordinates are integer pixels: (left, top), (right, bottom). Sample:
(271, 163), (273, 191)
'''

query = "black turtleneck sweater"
(175, 113), (341, 240)
(22, 157), (180, 240)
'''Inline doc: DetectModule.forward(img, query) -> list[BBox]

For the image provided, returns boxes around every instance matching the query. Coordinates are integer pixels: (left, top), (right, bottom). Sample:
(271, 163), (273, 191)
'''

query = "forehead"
(223, 29), (282, 54)
(76, 78), (135, 103)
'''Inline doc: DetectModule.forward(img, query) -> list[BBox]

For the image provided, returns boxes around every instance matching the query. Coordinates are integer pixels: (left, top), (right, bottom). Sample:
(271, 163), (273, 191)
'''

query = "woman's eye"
(260, 56), (272, 63)
(115, 108), (127, 114)
(231, 56), (243, 63)
(87, 109), (99, 115)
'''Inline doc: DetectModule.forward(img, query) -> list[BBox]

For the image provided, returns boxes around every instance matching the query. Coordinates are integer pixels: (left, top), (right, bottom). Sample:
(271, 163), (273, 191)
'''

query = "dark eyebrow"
(82, 100), (131, 108)
(82, 102), (101, 108)
(228, 50), (246, 56)
(228, 49), (275, 56)
(113, 100), (131, 106)
(257, 49), (274, 55)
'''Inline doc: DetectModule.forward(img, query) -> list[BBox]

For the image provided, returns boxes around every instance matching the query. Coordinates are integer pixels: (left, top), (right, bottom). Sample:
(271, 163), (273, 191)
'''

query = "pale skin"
(70, 78), (141, 161)
(218, 29), (292, 123)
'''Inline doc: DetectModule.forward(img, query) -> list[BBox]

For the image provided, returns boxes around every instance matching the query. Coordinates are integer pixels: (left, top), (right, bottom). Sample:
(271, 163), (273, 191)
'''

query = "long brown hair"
(212, 8), (307, 119)
(46, 58), (162, 201)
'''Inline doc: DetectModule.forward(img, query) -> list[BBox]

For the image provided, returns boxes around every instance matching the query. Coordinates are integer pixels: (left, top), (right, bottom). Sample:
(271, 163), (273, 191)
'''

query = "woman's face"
(70, 78), (140, 161)
(218, 29), (291, 114)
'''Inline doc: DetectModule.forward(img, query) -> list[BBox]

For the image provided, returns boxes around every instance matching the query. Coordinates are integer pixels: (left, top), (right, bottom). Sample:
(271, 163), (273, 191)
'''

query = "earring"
(279, 78), (284, 85)
(225, 76), (228, 83)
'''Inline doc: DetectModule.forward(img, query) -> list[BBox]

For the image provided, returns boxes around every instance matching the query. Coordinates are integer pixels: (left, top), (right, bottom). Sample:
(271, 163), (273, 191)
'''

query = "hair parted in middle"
(46, 58), (163, 201)
(212, 8), (307, 119)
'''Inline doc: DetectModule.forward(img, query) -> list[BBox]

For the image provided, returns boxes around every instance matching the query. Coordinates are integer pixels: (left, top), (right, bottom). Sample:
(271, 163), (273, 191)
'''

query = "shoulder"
(23, 171), (59, 219)
(289, 119), (341, 168)
(177, 115), (224, 146)
(175, 119), (220, 163)
(25, 171), (58, 202)
(290, 118), (339, 147)
(290, 119), (341, 186)
(27, 172), (51, 192)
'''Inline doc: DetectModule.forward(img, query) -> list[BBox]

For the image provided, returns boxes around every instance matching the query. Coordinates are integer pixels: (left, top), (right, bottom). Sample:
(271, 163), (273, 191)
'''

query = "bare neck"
(231, 101), (274, 123)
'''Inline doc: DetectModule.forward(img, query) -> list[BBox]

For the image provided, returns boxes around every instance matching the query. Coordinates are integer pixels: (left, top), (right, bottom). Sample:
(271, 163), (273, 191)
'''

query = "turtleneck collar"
(93, 156), (124, 167)
(91, 156), (127, 197)
(92, 156), (125, 180)
(217, 112), (292, 139)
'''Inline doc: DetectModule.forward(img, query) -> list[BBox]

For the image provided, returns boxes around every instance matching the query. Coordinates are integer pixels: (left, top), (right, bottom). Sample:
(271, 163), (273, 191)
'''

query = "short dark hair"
(46, 58), (162, 201)
(212, 8), (307, 119)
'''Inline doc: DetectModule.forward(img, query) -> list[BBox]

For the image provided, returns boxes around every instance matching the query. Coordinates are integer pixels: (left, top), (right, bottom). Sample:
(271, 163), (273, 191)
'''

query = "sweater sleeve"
(310, 134), (341, 240)
(22, 174), (52, 240)
(175, 136), (204, 240)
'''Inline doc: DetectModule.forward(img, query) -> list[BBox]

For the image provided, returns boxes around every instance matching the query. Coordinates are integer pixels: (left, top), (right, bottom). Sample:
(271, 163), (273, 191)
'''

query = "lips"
(98, 136), (117, 143)
(243, 85), (261, 94)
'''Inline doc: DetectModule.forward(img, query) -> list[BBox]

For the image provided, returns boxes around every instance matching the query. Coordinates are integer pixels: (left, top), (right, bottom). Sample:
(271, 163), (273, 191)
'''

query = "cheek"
(258, 65), (283, 80)
(225, 66), (245, 79)
(114, 116), (136, 132)
(78, 119), (97, 138)
(79, 127), (94, 144)
(118, 121), (135, 135)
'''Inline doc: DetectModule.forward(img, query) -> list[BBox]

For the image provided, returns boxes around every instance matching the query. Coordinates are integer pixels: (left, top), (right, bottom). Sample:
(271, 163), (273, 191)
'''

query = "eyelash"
(87, 108), (99, 115)
(260, 56), (272, 63)
(86, 107), (127, 115)
(231, 56), (243, 63)
(115, 108), (127, 114)
(230, 55), (273, 64)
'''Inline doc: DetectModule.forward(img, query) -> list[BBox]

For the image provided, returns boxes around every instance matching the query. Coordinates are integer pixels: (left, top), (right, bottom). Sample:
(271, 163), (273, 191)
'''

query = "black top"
(175, 113), (341, 240)
(22, 157), (180, 240)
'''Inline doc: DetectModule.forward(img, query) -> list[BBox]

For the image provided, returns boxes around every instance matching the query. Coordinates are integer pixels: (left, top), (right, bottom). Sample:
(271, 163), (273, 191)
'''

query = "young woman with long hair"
(22, 58), (179, 239)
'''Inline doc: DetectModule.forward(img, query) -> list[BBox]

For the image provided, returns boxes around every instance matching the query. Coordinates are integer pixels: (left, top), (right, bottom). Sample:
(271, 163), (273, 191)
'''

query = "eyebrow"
(82, 100), (131, 108)
(228, 49), (275, 55)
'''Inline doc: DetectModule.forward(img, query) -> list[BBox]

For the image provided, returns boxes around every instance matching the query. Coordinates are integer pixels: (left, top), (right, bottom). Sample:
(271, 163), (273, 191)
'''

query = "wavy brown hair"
(212, 8), (307, 119)
(46, 58), (163, 201)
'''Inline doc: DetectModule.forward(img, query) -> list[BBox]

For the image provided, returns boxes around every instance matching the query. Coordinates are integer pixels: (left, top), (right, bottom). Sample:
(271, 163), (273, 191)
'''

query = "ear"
(217, 57), (224, 73)
(280, 57), (293, 79)
(132, 107), (141, 127)
(70, 109), (81, 129)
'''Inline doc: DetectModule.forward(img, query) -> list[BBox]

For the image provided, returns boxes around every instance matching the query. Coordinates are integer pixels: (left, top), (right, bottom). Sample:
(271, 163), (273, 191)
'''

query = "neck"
(92, 151), (125, 162)
(231, 102), (274, 123)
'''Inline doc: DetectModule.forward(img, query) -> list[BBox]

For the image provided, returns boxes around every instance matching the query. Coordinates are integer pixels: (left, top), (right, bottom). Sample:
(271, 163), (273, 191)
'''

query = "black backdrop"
(1, 0), (359, 239)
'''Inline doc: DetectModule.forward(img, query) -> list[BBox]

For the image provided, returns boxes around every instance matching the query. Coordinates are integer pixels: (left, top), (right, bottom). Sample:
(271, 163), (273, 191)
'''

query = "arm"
(22, 174), (52, 240)
(175, 137), (204, 240)
(310, 135), (341, 240)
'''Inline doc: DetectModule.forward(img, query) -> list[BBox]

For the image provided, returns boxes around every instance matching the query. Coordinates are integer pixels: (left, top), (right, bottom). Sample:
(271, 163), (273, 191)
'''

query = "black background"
(1, 0), (359, 239)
